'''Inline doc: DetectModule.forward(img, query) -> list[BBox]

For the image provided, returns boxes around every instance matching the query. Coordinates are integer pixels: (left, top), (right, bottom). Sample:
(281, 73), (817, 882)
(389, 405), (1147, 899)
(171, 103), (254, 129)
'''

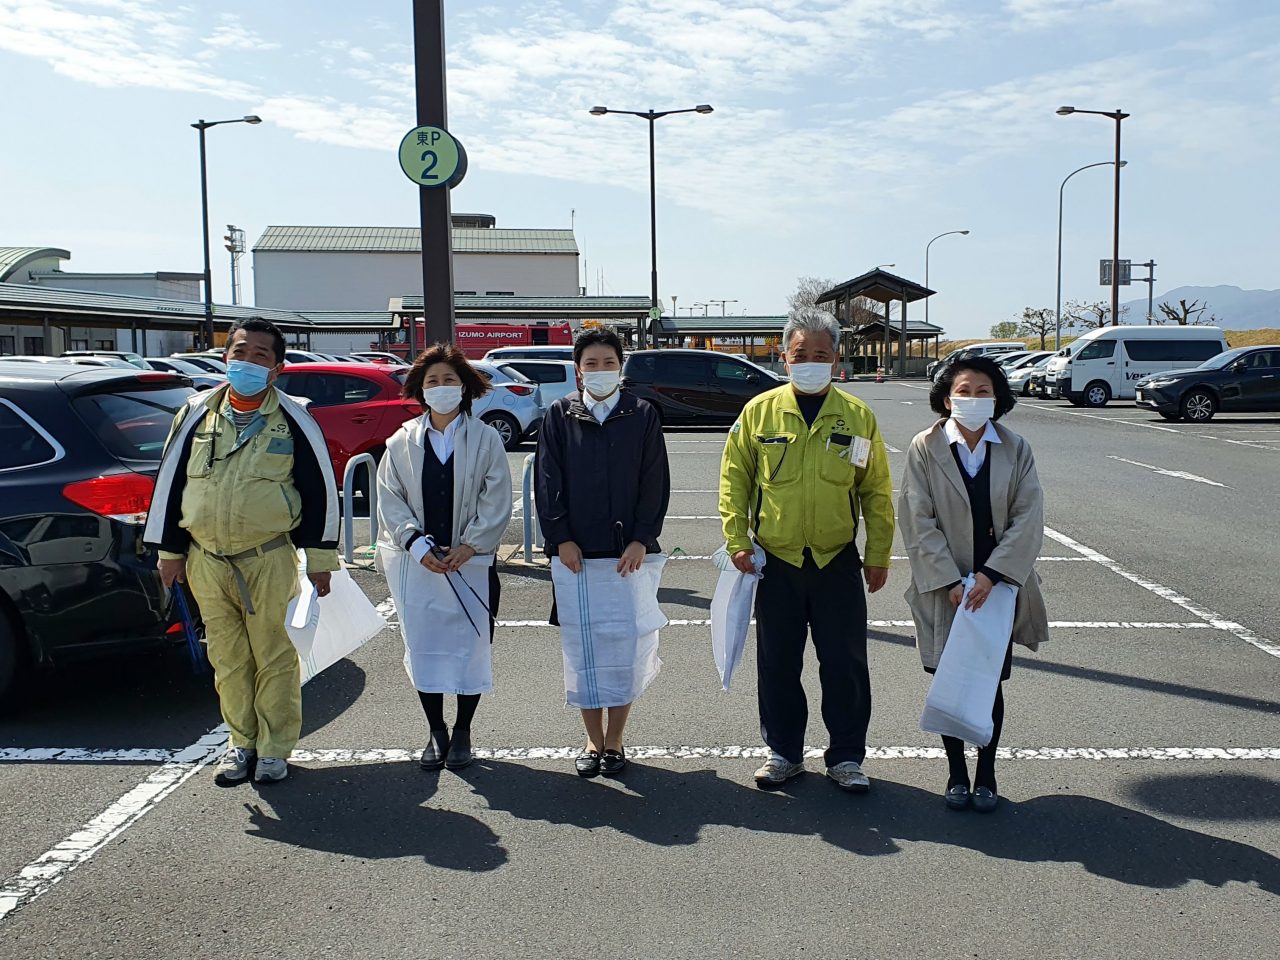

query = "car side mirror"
(745, 373), (759, 384)
(1231, 361), (1247, 373)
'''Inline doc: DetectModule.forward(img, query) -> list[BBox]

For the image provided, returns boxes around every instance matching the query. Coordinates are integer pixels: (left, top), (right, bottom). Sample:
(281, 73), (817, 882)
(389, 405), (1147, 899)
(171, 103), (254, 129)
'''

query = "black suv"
(1134, 346), (1280, 422)
(622, 350), (785, 425)
(0, 363), (195, 707)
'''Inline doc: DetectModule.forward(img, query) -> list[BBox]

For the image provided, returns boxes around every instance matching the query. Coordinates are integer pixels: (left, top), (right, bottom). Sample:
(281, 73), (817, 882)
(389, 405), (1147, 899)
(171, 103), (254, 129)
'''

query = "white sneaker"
(753, 755), (804, 789)
(216, 747), (255, 783)
(826, 761), (871, 792)
(254, 757), (288, 783)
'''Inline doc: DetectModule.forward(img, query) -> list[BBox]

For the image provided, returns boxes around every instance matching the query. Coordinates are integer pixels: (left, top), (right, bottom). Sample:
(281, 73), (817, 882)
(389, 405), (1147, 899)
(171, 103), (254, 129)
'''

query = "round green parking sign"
(398, 125), (467, 189)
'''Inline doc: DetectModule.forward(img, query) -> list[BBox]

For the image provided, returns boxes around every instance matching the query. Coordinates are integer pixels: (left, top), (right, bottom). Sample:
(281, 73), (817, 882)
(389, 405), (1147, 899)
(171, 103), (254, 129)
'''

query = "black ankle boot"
(420, 728), (449, 770)
(445, 728), (473, 770)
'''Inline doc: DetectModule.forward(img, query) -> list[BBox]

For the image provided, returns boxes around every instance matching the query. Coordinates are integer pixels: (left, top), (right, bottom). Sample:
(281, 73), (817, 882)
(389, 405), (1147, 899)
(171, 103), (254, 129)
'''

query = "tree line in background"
(991, 298), (1219, 345)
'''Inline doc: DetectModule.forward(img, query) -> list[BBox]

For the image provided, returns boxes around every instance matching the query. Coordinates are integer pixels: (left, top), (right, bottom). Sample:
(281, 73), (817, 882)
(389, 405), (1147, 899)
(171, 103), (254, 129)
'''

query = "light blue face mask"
(226, 359), (273, 397)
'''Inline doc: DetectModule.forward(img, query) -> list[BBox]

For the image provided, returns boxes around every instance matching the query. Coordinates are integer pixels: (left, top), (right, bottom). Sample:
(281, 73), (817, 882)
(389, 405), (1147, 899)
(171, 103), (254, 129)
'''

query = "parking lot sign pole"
(413, 0), (456, 350)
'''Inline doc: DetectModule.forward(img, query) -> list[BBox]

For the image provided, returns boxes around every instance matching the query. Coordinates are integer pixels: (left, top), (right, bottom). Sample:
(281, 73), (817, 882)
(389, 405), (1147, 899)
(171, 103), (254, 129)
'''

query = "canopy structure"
(817, 269), (939, 376)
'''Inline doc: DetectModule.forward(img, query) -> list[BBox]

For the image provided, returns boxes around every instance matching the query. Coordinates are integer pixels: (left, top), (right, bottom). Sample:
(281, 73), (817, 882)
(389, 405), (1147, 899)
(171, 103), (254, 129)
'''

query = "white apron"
(552, 556), (667, 709)
(380, 546), (494, 695)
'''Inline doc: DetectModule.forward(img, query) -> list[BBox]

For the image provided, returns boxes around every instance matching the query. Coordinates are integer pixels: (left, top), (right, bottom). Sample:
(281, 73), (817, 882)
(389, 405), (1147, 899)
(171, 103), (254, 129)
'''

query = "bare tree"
(789, 276), (839, 316)
(1065, 299), (1129, 330)
(1015, 307), (1055, 349)
(1156, 298), (1213, 326)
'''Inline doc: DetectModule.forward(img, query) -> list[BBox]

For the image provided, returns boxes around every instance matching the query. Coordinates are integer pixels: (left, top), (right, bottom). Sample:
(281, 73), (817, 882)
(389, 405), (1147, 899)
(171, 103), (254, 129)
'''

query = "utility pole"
(223, 225), (246, 306)
(1134, 260), (1157, 323)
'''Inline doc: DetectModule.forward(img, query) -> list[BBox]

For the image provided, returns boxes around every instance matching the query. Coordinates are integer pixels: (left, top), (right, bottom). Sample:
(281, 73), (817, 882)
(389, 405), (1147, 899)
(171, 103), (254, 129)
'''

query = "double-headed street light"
(589, 103), (714, 349)
(923, 231), (969, 327)
(192, 115), (261, 349)
(1056, 160), (1126, 350)
(1057, 106), (1129, 329)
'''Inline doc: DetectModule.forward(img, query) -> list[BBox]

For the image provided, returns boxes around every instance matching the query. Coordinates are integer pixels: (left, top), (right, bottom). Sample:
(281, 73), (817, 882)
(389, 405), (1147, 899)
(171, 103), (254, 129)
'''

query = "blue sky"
(1, 0), (1277, 338)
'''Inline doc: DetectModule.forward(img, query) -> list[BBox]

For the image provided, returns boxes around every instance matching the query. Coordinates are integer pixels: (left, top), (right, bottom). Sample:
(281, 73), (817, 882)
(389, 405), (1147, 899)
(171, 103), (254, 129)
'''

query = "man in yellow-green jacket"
(719, 307), (894, 793)
(144, 318), (340, 786)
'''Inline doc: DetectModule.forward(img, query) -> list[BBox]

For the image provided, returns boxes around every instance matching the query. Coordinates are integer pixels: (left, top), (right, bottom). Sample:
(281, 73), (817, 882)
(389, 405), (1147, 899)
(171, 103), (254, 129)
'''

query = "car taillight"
(503, 384), (535, 397)
(63, 473), (155, 524)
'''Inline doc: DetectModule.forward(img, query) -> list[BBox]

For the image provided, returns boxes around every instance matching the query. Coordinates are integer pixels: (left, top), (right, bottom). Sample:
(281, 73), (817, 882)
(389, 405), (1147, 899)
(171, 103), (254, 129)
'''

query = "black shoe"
(419, 729), (449, 771)
(972, 785), (999, 813)
(445, 728), (473, 770)
(575, 749), (602, 778)
(944, 783), (972, 811)
(600, 748), (627, 776)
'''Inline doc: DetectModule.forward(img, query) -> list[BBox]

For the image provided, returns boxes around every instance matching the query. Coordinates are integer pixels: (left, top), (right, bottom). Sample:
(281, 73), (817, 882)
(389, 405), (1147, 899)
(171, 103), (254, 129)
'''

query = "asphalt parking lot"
(1, 382), (1277, 960)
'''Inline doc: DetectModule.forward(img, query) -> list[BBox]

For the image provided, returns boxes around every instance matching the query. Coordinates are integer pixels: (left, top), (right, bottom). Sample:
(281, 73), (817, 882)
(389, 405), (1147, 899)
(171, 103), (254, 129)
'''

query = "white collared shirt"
(585, 388), (621, 423)
(944, 417), (1001, 478)
(426, 414), (462, 463)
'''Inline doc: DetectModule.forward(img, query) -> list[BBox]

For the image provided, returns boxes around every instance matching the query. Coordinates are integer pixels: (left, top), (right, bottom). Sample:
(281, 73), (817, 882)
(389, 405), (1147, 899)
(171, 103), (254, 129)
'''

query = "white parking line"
(1044, 526), (1280, 659)
(493, 618), (1214, 630)
(0, 726), (228, 922)
(1105, 456), (1228, 488)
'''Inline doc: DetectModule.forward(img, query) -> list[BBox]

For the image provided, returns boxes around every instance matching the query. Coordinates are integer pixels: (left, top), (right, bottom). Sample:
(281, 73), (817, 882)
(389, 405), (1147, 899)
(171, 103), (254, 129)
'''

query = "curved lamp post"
(923, 230), (969, 328)
(1056, 160), (1126, 349)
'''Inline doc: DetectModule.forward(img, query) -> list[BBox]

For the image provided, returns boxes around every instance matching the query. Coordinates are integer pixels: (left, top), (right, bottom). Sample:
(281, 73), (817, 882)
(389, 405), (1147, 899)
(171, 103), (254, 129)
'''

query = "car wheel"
(1083, 382), (1111, 408)
(0, 609), (24, 714)
(1158, 411), (1181, 422)
(1181, 389), (1217, 423)
(482, 412), (521, 450)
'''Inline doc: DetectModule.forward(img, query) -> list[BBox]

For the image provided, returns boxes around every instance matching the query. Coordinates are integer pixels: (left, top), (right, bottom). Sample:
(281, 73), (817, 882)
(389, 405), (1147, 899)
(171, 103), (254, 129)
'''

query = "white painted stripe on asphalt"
(885, 444), (903, 453)
(0, 725), (228, 923)
(665, 555), (1091, 563)
(1063, 411), (1179, 433)
(494, 618), (1214, 630)
(1044, 526), (1280, 660)
(1199, 434), (1279, 452)
(1106, 455), (1228, 488)
(666, 515), (721, 520)
(0, 748), (174, 763)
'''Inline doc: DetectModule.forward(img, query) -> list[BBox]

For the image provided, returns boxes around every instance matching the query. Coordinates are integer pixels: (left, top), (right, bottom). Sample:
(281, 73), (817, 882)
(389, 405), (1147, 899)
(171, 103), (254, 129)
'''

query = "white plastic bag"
(287, 558), (387, 685)
(920, 576), (1018, 746)
(710, 544), (766, 690)
(552, 555), (667, 709)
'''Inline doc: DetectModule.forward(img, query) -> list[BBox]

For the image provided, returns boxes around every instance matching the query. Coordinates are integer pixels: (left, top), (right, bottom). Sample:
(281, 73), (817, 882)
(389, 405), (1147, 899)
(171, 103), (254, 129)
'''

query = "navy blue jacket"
(534, 391), (670, 558)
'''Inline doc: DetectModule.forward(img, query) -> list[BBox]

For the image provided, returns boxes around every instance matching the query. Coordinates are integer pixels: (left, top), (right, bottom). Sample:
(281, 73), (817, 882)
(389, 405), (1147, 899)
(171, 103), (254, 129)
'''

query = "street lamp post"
(1056, 160), (1126, 350)
(1057, 106), (1130, 328)
(590, 104), (713, 349)
(708, 298), (739, 316)
(192, 116), (261, 350)
(923, 230), (969, 328)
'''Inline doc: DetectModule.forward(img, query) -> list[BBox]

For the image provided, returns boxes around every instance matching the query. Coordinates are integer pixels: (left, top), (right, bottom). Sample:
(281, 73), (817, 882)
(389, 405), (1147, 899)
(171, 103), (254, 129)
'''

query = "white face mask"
(422, 385), (463, 415)
(950, 396), (995, 431)
(581, 370), (621, 400)
(788, 362), (832, 394)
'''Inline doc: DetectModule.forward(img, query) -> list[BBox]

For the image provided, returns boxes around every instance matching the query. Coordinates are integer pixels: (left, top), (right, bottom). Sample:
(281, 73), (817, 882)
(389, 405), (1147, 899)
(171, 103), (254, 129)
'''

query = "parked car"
(484, 345), (576, 362)
(284, 349), (331, 365)
(0, 363), (196, 707)
(3, 355), (129, 368)
(1134, 346), (1280, 422)
(350, 351), (410, 366)
(471, 361), (546, 449)
(493, 359), (578, 407)
(144, 357), (224, 391)
(1009, 355), (1054, 396)
(170, 353), (229, 374)
(1044, 326), (1229, 407)
(60, 350), (151, 369)
(621, 349), (786, 424)
(927, 342), (1026, 380)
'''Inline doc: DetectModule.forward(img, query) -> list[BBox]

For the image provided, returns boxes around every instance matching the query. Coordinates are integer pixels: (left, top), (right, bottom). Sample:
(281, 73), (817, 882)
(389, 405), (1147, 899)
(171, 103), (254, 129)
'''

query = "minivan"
(621, 349), (785, 424)
(1044, 326), (1229, 407)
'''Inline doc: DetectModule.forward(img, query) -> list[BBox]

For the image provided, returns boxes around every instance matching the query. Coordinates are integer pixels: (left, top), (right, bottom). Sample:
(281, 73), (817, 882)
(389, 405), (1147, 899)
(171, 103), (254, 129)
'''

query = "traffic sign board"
(399, 126), (467, 189)
(1100, 259), (1132, 286)
(648, 307), (662, 321)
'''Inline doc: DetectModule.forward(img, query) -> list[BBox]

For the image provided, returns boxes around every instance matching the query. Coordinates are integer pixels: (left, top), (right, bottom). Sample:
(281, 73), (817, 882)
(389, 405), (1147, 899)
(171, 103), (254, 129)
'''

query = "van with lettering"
(1044, 326), (1228, 407)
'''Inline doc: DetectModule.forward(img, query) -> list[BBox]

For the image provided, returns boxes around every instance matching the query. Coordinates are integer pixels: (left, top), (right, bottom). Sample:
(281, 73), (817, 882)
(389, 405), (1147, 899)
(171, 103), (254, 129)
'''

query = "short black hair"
(929, 356), (1017, 420)
(573, 328), (624, 365)
(227, 317), (286, 364)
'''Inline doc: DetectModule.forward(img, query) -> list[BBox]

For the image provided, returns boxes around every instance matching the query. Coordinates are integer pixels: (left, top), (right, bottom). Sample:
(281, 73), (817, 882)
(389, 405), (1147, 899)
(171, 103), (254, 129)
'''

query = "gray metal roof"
(0, 247), (71, 283)
(850, 318), (945, 338)
(394, 294), (648, 313)
(817, 269), (935, 306)
(657, 316), (788, 336)
(0, 282), (313, 330)
(253, 226), (579, 255)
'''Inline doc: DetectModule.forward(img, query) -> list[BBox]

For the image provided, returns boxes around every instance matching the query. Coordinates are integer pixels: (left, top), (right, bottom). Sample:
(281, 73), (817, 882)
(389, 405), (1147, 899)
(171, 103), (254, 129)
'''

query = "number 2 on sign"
(420, 150), (439, 181)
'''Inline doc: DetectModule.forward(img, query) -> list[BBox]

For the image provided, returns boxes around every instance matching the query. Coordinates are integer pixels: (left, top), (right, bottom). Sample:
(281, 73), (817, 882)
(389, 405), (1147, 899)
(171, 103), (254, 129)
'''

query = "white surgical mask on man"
(422, 385), (463, 415)
(788, 362), (832, 395)
(581, 370), (621, 400)
(950, 396), (995, 431)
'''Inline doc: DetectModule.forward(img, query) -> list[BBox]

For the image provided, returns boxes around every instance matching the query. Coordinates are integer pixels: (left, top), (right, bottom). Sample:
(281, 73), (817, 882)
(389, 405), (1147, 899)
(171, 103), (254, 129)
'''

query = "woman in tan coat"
(899, 356), (1049, 812)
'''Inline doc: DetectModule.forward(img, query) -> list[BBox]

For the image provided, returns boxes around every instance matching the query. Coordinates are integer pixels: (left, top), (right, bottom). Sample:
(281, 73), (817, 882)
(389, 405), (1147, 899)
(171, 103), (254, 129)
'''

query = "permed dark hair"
(929, 356), (1017, 421)
(573, 328), (624, 365)
(401, 342), (490, 415)
(227, 317), (286, 364)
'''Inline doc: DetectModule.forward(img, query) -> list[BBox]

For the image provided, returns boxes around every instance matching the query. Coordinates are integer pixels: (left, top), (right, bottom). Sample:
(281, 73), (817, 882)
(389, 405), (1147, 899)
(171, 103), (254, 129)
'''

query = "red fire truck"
(376, 322), (575, 360)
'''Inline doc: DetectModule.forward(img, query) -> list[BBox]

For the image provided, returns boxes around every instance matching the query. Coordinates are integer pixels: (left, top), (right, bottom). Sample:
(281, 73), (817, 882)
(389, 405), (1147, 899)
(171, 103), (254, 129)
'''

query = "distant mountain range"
(1120, 285), (1279, 329)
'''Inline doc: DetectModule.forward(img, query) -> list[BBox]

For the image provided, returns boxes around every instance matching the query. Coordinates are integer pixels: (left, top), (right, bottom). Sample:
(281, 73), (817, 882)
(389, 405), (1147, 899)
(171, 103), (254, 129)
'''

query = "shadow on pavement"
(1123, 771), (1280, 822)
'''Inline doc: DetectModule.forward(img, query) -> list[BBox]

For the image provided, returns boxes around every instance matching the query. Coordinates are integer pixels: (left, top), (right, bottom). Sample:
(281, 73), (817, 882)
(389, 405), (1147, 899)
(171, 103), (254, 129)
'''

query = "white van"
(1044, 326), (1228, 407)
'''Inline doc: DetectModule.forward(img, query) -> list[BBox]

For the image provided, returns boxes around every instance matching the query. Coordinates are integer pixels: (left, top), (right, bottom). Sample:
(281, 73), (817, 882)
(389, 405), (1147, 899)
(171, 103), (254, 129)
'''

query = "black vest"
(950, 444), (996, 575)
(420, 442), (455, 548)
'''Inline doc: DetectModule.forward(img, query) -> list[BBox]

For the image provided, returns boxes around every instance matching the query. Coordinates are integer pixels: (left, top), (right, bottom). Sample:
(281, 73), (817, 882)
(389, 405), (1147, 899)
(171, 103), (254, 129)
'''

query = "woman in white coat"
(377, 344), (512, 772)
(898, 356), (1049, 813)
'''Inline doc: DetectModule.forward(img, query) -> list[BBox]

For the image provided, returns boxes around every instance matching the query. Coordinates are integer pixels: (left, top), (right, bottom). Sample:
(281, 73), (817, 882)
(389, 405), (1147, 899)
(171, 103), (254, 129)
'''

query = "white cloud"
(202, 12), (279, 52)
(1004, 0), (1214, 29)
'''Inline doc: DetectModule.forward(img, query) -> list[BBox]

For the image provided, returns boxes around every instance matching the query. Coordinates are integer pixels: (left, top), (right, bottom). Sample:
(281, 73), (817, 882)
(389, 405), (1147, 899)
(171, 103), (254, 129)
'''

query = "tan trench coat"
(898, 419), (1050, 670)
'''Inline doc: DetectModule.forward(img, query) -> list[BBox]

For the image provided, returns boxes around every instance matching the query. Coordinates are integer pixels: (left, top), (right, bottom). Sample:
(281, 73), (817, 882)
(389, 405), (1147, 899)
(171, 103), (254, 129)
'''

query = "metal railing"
(520, 453), (542, 562)
(342, 453), (380, 566)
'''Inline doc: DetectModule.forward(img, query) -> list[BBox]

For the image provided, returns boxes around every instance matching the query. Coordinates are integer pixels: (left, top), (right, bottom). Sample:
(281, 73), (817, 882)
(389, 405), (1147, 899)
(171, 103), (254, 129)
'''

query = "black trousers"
(755, 544), (870, 767)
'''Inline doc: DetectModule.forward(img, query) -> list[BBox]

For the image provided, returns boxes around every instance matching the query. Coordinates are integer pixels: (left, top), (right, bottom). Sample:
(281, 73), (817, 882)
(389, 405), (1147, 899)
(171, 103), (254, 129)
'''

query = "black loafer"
(445, 728), (473, 770)
(575, 749), (602, 778)
(600, 748), (627, 776)
(944, 783), (971, 811)
(973, 786), (999, 813)
(420, 729), (449, 771)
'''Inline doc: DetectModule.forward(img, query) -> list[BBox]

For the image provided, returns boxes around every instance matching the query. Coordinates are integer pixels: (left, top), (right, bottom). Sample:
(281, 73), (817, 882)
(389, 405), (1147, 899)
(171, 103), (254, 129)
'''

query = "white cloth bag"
(286, 558), (387, 685)
(920, 576), (1019, 746)
(551, 555), (667, 709)
(709, 544), (766, 690)
(380, 545), (494, 695)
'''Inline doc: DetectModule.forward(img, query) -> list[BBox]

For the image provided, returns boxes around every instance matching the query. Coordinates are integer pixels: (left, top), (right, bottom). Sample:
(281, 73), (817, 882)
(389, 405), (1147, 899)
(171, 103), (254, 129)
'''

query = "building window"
(23, 337), (44, 355)
(95, 339), (114, 350)
(71, 339), (90, 351)
(484, 291), (515, 296)
(456, 291), (477, 296)
(0, 336), (14, 356)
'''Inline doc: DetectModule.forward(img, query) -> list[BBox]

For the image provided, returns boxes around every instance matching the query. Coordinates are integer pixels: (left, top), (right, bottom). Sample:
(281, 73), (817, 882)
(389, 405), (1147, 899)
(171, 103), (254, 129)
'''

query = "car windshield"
(1198, 347), (1251, 370)
(475, 362), (527, 384)
(72, 385), (193, 462)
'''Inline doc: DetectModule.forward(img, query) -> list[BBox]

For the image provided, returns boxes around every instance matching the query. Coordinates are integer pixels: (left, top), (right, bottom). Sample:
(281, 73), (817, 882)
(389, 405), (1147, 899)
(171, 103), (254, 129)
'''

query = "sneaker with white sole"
(254, 757), (288, 783)
(826, 761), (871, 792)
(753, 755), (805, 789)
(216, 747), (255, 783)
